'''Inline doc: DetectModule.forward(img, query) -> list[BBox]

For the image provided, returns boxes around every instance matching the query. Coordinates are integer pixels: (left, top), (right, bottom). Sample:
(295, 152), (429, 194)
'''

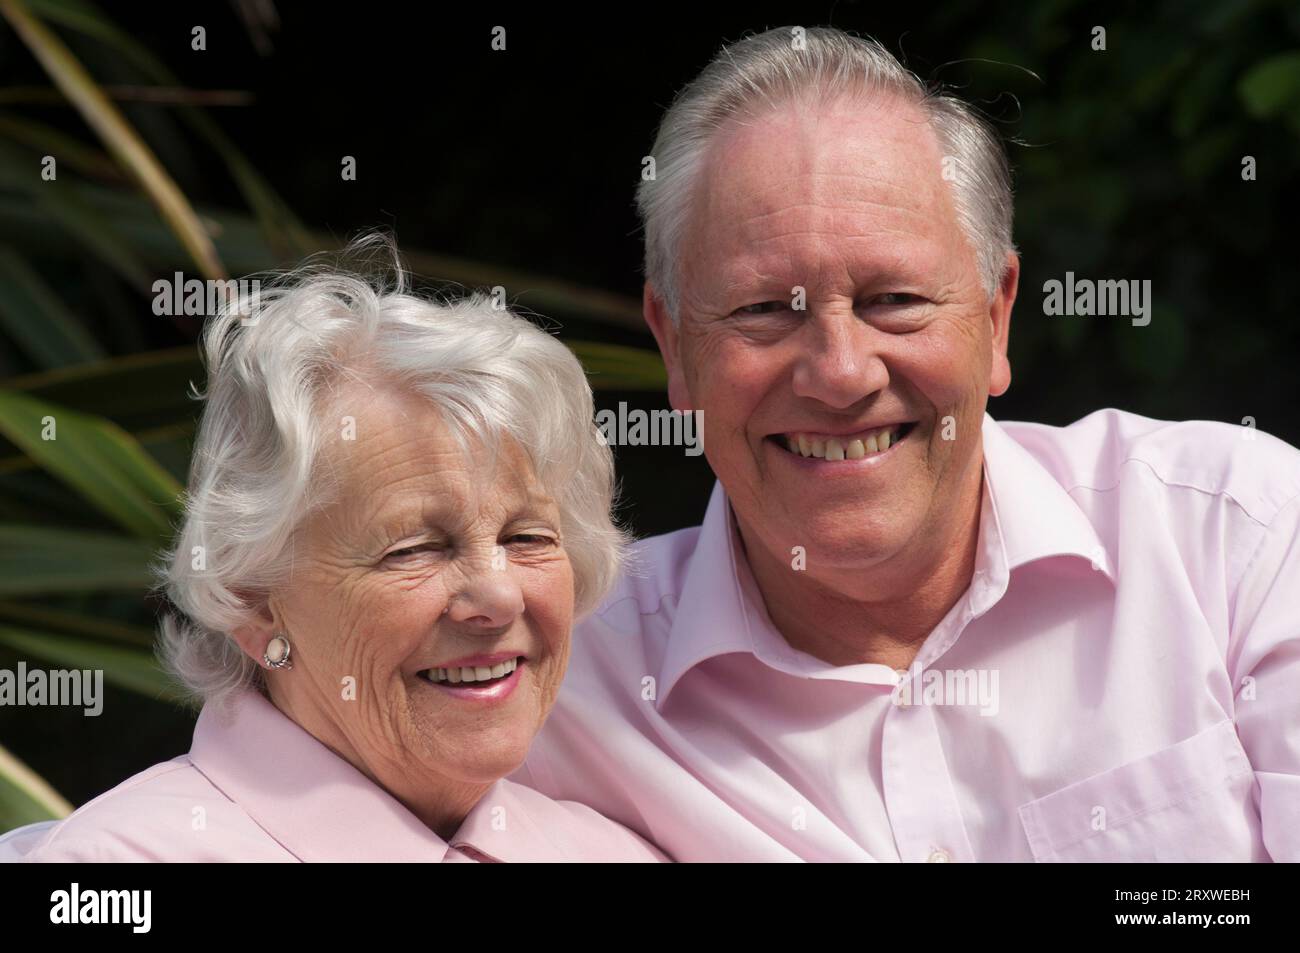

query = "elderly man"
(510, 27), (1300, 861)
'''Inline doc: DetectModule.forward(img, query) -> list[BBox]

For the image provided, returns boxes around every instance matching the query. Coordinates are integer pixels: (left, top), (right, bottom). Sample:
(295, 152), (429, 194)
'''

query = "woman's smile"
(417, 653), (527, 704)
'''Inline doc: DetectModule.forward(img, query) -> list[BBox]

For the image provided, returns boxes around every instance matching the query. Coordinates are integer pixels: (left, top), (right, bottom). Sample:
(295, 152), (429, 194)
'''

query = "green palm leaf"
(0, 599), (154, 648)
(0, 622), (178, 701)
(0, 0), (225, 279)
(0, 741), (72, 827)
(567, 341), (667, 389)
(0, 525), (157, 594)
(0, 247), (105, 368)
(0, 391), (182, 539)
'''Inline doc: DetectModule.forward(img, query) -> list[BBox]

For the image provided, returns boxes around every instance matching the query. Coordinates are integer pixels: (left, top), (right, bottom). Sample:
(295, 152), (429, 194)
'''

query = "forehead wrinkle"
(694, 96), (956, 237)
(709, 102), (944, 192)
(685, 105), (970, 316)
(704, 180), (951, 284)
(726, 172), (945, 238)
(713, 222), (946, 301)
(375, 447), (555, 528)
(328, 460), (469, 547)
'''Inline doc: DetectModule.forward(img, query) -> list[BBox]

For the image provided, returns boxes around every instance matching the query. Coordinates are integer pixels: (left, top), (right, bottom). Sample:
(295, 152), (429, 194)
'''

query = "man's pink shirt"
(10, 688), (666, 862)
(511, 410), (1300, 861)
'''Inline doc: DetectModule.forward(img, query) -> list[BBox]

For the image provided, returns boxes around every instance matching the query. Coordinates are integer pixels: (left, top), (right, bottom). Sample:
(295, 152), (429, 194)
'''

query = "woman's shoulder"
(486, 778), (671, 862)
(17, 755), (293, 862)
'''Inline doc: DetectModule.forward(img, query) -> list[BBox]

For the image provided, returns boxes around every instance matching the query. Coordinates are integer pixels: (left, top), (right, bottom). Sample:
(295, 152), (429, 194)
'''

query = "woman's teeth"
(781, 425), (905, 460)
(424, 657), (520, 684)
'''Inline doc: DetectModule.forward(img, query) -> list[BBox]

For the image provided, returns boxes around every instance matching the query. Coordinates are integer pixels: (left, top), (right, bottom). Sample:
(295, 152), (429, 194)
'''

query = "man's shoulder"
(552, 523), (709, 715)
(588, 522), (704, 625)
(997, 408), (1300, 525)
(17, 754), (282, 862)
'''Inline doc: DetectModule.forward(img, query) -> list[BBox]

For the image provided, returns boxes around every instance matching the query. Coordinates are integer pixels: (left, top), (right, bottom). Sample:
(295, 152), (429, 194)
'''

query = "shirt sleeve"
(1229, 490), (1300, 861)
(21, 833), (137, 863)
(0, 820), (59, 861)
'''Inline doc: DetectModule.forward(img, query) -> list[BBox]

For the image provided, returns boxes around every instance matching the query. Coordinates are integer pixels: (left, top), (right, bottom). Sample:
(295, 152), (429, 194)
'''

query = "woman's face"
(264, 385), (574, 803)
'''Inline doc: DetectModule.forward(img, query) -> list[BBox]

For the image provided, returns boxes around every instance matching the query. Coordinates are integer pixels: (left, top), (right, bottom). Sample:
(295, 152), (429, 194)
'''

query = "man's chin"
(793, 529), (907, 573)
(760, 484), (924, 562)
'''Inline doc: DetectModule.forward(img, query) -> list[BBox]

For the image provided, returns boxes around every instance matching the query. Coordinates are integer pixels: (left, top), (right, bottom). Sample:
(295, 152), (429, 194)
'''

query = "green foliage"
(0, 0), (664, 824)
(0, 0), (1294, 828)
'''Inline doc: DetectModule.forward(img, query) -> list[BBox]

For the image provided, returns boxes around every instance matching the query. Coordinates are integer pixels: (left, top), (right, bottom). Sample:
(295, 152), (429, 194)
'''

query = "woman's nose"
(444, 561), (526, 628)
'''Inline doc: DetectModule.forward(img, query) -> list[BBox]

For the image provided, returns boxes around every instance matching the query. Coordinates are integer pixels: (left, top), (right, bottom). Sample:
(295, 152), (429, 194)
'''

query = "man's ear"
(989, 251), (1019, 398)
(642, 283), (693, 412)
(229, 595), (279, 668)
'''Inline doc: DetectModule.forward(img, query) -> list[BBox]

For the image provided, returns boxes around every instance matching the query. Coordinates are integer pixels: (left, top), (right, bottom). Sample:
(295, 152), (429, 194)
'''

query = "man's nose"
(790, 309), (889, 409)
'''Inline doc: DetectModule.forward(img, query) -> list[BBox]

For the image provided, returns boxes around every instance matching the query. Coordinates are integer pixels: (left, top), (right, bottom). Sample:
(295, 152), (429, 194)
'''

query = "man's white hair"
(157, 233), (627, 708)
(636, 26), (1017, 320)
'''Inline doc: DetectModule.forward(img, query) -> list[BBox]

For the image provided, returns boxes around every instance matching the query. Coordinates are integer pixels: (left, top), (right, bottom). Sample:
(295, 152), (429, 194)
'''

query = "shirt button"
(926, 848), (952, 863)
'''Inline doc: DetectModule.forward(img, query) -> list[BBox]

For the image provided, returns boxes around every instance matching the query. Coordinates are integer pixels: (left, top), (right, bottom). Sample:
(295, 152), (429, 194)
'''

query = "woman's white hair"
(636, 26), (1017, 321)
(156, 233), (628, 708)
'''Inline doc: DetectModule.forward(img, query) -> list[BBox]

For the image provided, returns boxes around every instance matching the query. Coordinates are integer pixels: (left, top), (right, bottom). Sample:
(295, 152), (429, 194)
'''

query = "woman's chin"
(437, 741), (532, 786)
(404, 705), (536, 778)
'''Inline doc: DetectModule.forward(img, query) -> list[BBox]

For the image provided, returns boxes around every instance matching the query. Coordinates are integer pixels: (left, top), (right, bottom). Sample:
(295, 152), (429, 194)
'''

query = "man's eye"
(736, 300), (788, 315)
(873, 293), (924, 306)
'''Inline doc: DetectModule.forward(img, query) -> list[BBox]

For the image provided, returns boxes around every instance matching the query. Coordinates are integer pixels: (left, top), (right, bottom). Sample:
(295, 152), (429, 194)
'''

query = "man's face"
(648, 94), (1016, 581)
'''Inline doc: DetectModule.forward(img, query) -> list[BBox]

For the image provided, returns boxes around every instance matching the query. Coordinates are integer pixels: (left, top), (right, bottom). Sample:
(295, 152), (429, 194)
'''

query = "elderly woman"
(8, 239), (666, 862)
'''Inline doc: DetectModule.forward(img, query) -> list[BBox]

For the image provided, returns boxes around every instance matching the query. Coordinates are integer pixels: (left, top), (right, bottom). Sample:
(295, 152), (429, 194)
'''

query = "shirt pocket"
(1016, 719), (1259, 861)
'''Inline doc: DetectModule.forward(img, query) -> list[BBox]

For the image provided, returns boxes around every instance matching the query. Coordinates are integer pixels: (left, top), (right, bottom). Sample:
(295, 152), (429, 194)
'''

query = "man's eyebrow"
(712, 249), (812, 286)
(714, 263), (776, 298)
(713, 251), (931, 297)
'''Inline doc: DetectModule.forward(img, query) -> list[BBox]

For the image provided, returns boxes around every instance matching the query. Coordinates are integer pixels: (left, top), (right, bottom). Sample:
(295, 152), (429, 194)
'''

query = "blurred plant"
(2, 0), (1296, 833)
(0, 0), (663, 828)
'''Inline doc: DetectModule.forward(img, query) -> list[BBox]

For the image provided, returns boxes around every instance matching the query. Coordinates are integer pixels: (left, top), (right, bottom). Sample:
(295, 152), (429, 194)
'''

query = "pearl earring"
(263, 633), (293, 670)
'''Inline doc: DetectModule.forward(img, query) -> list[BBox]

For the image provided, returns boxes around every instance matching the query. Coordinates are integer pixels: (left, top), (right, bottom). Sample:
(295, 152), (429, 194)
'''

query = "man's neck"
(737, 464), (985, 671)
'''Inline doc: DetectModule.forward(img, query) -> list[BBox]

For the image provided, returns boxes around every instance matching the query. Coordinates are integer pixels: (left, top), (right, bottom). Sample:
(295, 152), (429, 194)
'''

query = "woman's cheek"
(525, 562), (574, 650)
(356, 578), (442, 664)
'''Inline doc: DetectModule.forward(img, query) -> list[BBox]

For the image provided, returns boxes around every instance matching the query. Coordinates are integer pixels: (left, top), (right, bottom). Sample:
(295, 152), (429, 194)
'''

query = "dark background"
(1, 0), (1297, 814)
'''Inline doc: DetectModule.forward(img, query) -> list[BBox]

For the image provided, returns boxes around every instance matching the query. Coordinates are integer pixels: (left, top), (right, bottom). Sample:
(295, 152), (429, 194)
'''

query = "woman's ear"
(229, 594), (279, 666)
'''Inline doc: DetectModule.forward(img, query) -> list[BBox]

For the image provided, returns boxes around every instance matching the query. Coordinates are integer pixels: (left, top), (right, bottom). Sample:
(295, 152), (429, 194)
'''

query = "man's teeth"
(425, 657), (519, 684)
(782, 426), (903, 460)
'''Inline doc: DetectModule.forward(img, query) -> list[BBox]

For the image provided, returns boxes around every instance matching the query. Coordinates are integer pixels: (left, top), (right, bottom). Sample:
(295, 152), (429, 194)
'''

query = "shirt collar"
(654, 479), (756, 710)
(189, 688), (582, 862)
(979, 411), (1115, 583)
(656, 412), (1113, 708)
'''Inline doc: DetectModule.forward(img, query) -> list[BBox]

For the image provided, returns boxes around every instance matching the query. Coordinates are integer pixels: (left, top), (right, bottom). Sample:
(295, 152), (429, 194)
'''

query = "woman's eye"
(385, 543), (440, 560)
(507, 534), (555, 546)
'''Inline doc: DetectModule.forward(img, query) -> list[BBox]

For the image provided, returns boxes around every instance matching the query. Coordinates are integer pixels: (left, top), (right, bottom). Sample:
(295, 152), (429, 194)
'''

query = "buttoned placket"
(721, 457), (1013, 863)
(879, 539), (1007, 863)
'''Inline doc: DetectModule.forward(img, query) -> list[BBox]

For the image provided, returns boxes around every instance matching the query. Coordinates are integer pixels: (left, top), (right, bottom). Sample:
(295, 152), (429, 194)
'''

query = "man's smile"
(765, 421), (918, 463)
